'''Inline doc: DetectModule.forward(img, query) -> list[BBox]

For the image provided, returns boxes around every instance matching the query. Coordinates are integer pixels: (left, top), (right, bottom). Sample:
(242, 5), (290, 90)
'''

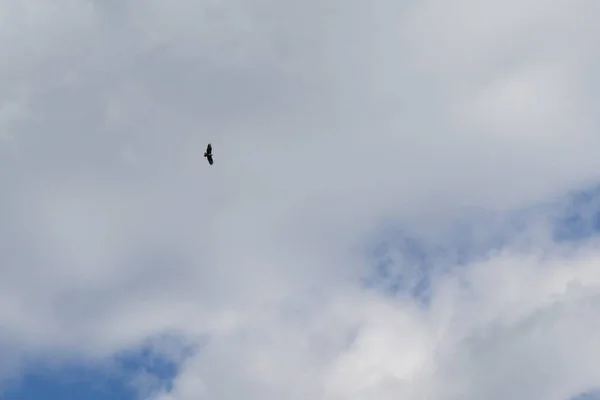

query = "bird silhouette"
(204, 143), (213, 165)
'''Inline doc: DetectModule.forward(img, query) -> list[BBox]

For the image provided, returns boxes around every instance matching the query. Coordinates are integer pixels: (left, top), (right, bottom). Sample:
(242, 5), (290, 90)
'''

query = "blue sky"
(572, 391), (600, 400)
(2, 341), (180, 400)
(2, 363), (137, 400)
(363, 183), (600, 302)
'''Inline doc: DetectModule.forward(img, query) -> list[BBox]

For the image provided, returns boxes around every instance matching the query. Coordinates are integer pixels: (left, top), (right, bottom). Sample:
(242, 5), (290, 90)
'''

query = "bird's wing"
(206, 143), (212, 154)
(207, 154), (213, 165)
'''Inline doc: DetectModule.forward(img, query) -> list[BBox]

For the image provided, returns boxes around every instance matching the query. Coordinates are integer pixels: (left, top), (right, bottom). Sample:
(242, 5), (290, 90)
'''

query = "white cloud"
(1, 0), (600, 398)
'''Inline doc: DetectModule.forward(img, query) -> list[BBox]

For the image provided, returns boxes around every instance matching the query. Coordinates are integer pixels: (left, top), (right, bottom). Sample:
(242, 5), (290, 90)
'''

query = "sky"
(1, 0), (600, 399)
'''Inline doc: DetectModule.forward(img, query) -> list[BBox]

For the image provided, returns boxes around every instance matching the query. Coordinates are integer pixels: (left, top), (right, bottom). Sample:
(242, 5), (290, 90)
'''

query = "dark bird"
(204, 143), (213, 165)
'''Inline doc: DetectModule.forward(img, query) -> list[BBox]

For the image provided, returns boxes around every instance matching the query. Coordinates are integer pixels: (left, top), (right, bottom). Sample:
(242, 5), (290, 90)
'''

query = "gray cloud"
(1, 0), (600, 398)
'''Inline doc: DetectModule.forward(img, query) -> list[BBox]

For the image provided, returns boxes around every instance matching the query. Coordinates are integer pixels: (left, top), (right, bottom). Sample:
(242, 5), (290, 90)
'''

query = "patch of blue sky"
(1, 363), (136, 400)
(363, 183), (600, 303)
(362, 214), (522, 303)
(552, 184), (600, 242)
(1, 336), (191, 400)
(571, 389), (600, 400)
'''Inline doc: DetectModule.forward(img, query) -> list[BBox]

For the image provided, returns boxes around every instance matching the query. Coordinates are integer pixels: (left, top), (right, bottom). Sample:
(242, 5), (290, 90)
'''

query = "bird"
(204, 143), (213, 165)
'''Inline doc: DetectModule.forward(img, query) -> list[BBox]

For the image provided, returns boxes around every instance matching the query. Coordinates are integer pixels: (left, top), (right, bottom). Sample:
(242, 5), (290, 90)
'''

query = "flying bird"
(204, 143), (213, 165)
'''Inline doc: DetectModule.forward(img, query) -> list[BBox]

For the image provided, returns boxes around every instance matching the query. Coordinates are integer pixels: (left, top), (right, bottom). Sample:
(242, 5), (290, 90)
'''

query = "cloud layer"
(2, 0), (600, 398)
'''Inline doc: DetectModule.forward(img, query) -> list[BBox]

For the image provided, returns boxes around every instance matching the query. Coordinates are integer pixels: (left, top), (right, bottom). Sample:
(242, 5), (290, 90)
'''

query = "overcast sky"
(2, 0), (600, 399)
